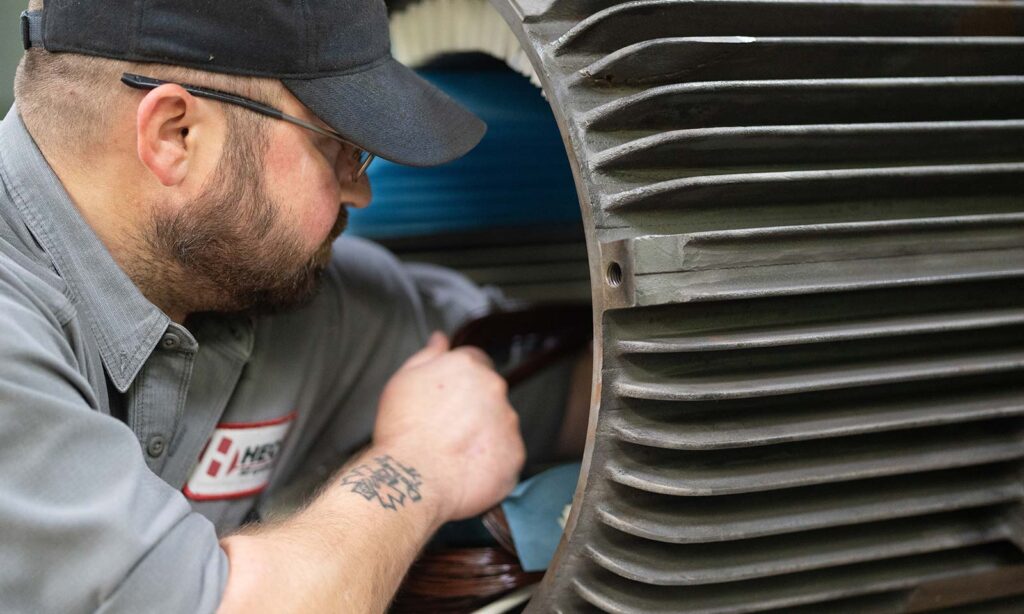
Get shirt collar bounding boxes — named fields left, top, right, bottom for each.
left=0, top=106, right=170, bottom=392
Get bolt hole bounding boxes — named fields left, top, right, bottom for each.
left=606, top=261, right=623, bottom=287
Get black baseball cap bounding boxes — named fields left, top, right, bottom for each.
left=20, top=0, right=486, bottom=167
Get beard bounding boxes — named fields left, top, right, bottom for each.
left=143, top=122, right=346, bottom=318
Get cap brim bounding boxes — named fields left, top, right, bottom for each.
left=283, top=56, right=486, bottom=167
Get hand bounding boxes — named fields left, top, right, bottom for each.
left=373, top=332, right=526, bottom=522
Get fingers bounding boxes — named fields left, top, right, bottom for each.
left=404, top=332, right=497, bottom=371
left=451, top=345, right=495, bottom=370
left=400, top=331, right=449, bottom=369
left=427, top=330, right=449, bottom=350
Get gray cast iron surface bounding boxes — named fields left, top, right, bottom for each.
left=483, top=0, right=1024, bottom=611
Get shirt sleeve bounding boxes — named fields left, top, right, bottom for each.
left=0, top=276, right=227, bottom=614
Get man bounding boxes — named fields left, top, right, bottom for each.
left=0, top=1, right=583, bottom=611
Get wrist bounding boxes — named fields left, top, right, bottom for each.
left=336, top=442, right=455, bottom=531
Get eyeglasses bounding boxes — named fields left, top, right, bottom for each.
left=121, top=73, right=375, bottom=179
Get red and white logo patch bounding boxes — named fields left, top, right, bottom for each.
left=184, top=412, right=296, bottom=501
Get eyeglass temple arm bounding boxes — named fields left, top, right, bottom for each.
left=120, top=73, right=375, bottom=169
left=122, top=73, right=285, bottom=121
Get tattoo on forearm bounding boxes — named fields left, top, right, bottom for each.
left=339, top=455, right=423, bottom=510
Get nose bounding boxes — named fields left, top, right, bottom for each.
left=339, top=171, right=373, bottom=210
left=334, top=141, right=375, bottom=180
left=332, top=142, right=373, bottom=208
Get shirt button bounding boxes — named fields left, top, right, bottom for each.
left=146, top=434, right=167, bottom=458
left=160, top=333, right=181, bottom=350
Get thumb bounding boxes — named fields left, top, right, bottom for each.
left=401, top=331, right=449, bottom=369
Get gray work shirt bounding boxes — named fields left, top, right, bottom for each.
left=0, top=106, right=545, bottom=613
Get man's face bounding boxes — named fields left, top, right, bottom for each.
left=146, top=91, right=372, bottom=316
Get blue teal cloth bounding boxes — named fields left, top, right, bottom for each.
left=348, top=69, right=580, bottom=239
left=501, top=463, right=581, bottom=572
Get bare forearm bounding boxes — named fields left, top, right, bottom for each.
left=216, top=333, right=525, bottom=612
left=217, top=444, right=445, bottom=613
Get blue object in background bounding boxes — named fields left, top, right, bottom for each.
left=347, top=68, right=581, bottom=239
left=501, top=462, right=581, bottom=572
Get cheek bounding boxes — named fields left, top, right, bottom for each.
left=262, top=138, right=340, bottom=246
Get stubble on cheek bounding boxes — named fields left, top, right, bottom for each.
left=267, top=137, right=349, bottom=258
left=142, top=112, right=360, bottom=317
left=312, top=206, right=349, bottom=267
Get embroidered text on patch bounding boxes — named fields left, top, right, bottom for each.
left=184, top=413, right=296, bottom=501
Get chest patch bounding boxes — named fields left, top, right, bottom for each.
left=184, top=412, right=297, bottom=501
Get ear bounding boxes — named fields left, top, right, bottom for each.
left=135, top=84, right=204, bottom=187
